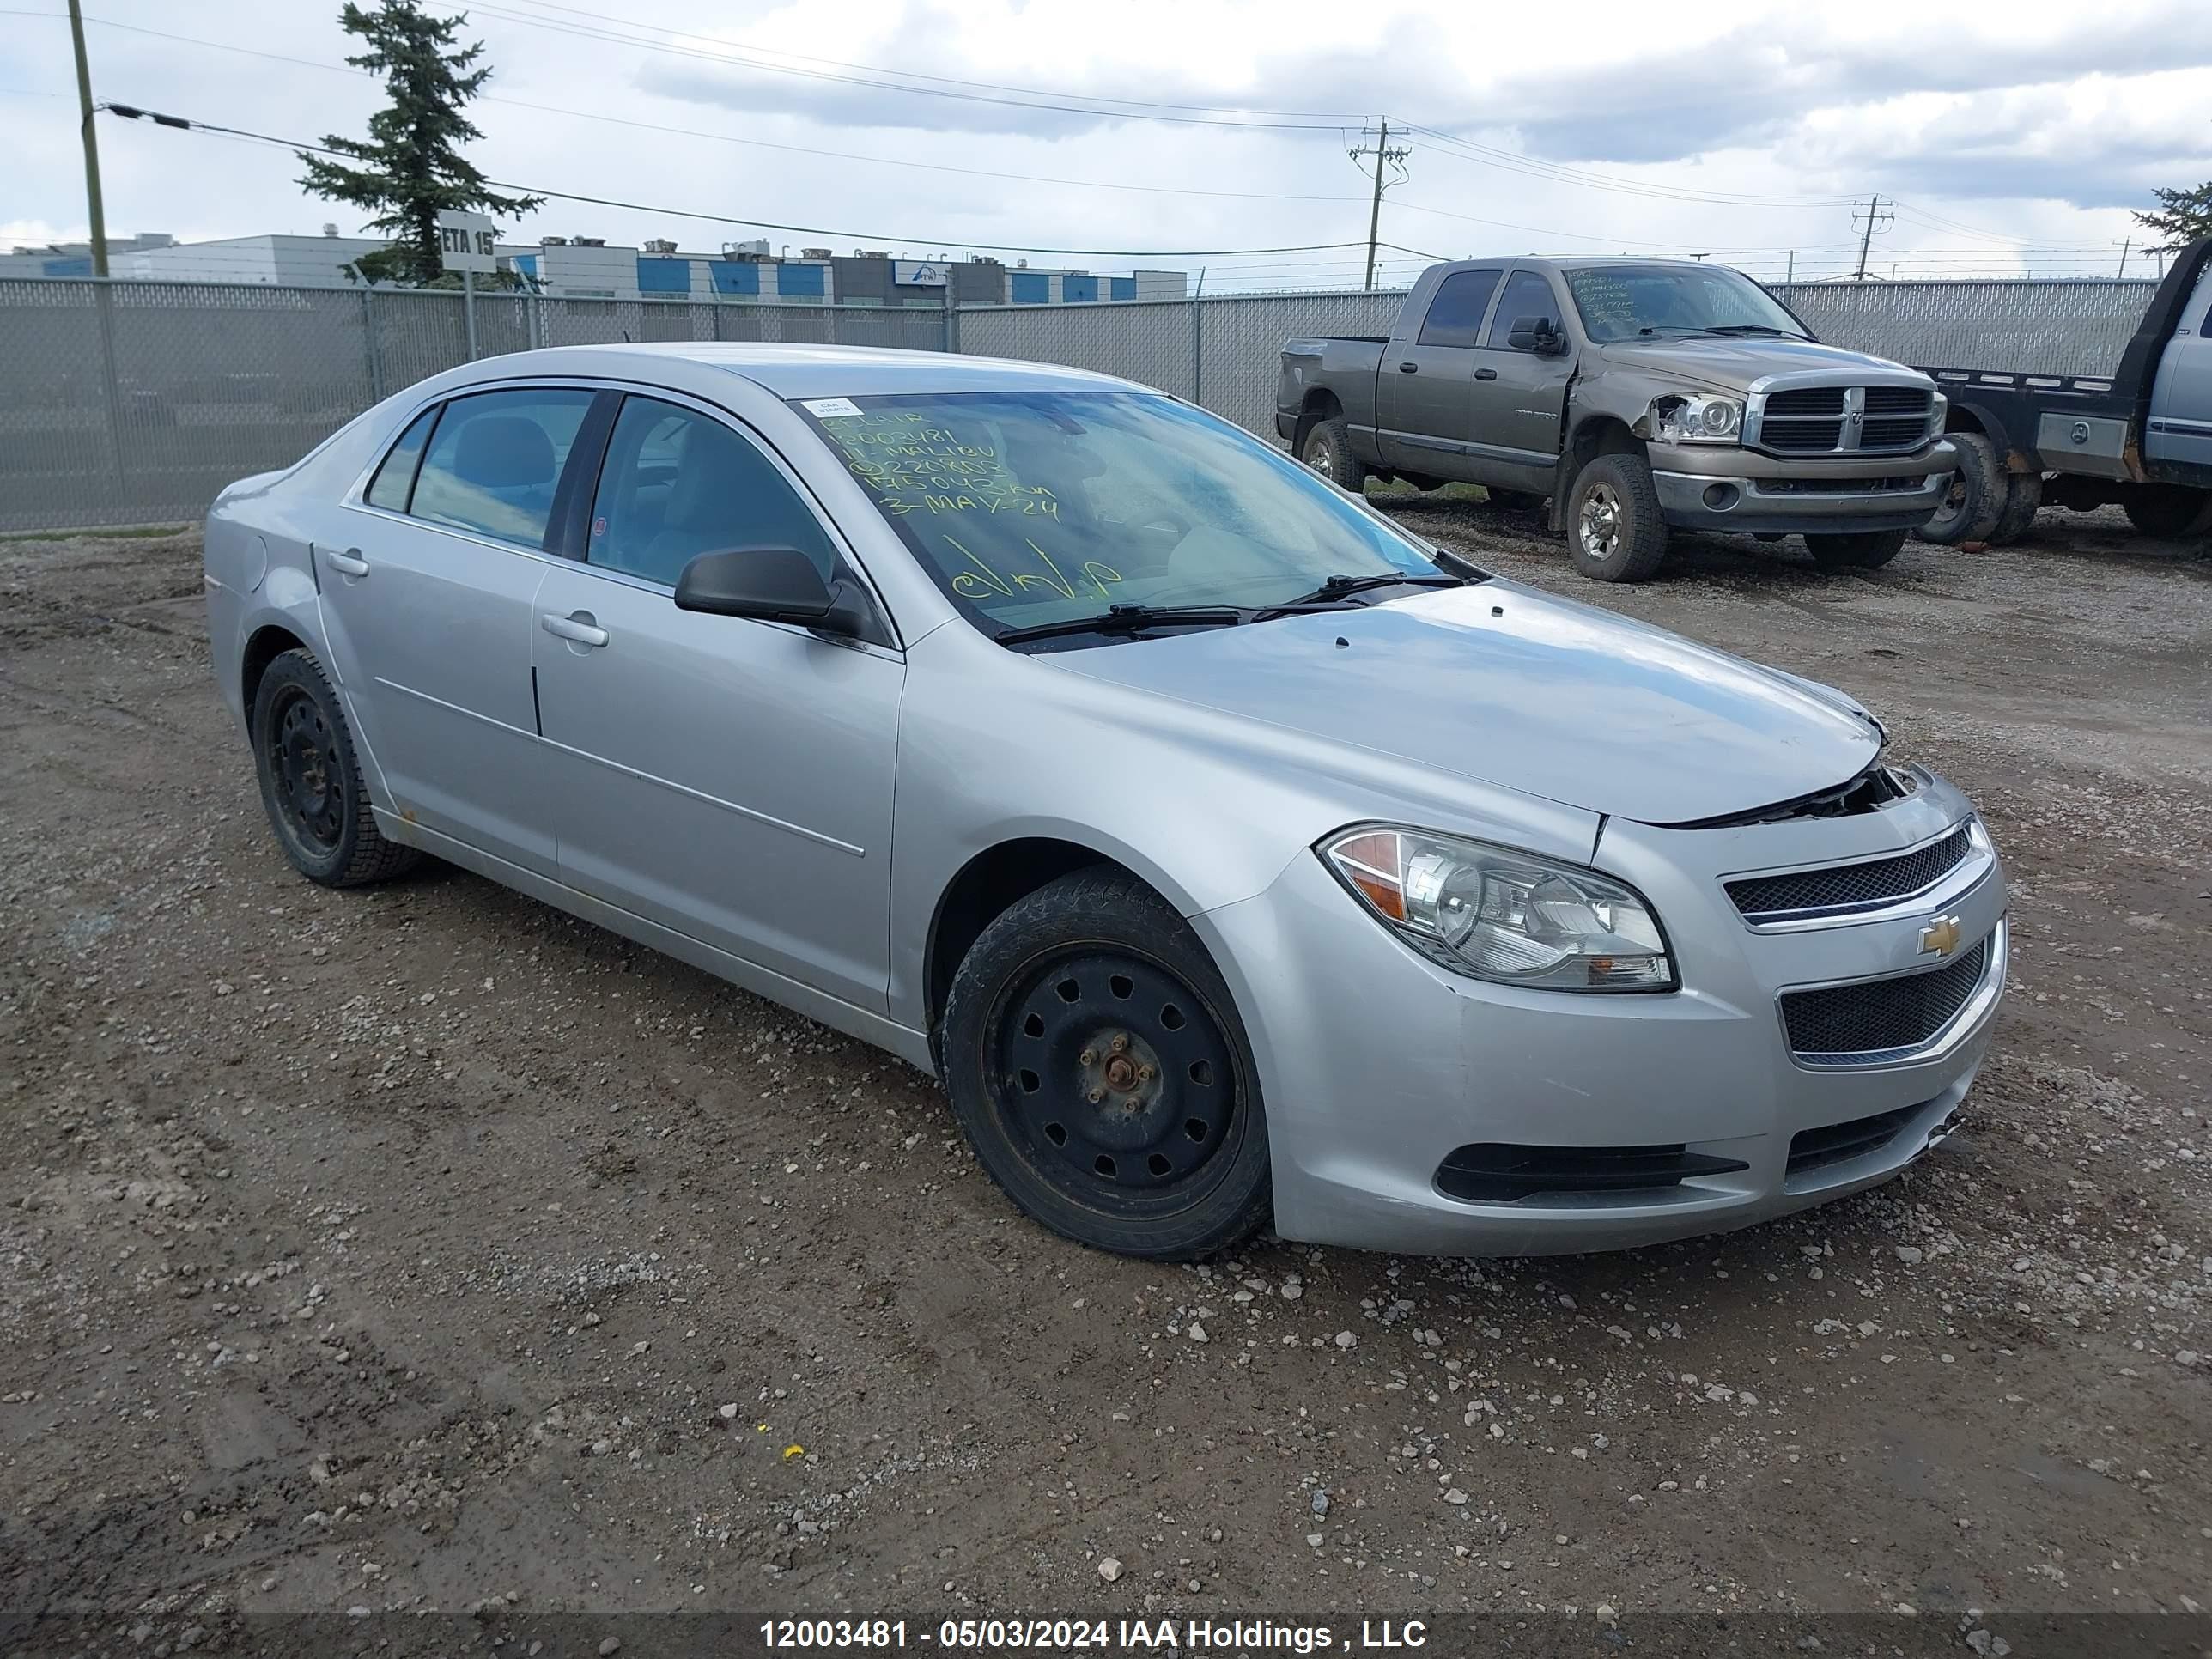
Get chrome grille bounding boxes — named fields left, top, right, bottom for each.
left=1782, top=940, right=1988, bottom=1059
left=1765, top=387, right=1846, bottom=416
left=1752, top=384, right=1935, bottom=457
left=1728, top=825, right=1973, bottom=921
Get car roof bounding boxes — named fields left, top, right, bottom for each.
left=430, top=342, right=1144, bottom=399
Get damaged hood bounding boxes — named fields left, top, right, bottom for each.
left=1594, top=334, right=1918, bottom=395
left=1052, top=581, right=1882, bottom=826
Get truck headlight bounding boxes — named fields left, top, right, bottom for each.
left=1652, top=392, right=1742, bottom=444
left=1322, top=826, right=1676, bottom=992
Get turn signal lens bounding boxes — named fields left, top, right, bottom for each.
left=1321, top=826, right=1675, bottom=993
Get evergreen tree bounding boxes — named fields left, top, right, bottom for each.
left=2135, top=182, right=2212, bottom=254
left=298, top=1, right=541, bottom=285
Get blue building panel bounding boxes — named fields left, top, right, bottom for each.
left=1010, top=271, right=1050, bottom=304
left=637, top=257, right=691, bottom=294
left=1062, top=275, right=1099, bottom=304
left=776, top=263, right=825, bottom=297
left=510, top=253, right=538, bottom=283
left=42, top=257, right=93, bottom=277
left=1109, top=276, right=1136, bottom=301
left=708, top=260, right=760, bottom=295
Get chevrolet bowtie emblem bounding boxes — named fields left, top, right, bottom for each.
left=1918, top=915, right=1963, bottom=957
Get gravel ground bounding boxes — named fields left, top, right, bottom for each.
left=1, top=505, right=2207, bottom=1648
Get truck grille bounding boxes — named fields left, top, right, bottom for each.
left=1727, top=824, right=1974, bottom=921
left=1781, top=939, right=1989, bottom=1061
left=1753, top=385, right=1933, bottom=457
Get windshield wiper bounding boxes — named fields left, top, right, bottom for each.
left=1697, top=324, right=1808, bottom=338
left=1254, top=570, right=1464, bottom=618
left=993, top=603, right=1246, bottom=647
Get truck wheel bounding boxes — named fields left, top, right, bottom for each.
left=1805, top=529, right=1909, bottom=570
left=1299, top=417, right=1366, bottom=491
left=2122, top=484, right=2212, bottom=538
left=1565, top=454, right=1668, bottom=581
left=1987, top=471, right=2044, bottom=545
left=1917, top=431, right=2005, bottom=545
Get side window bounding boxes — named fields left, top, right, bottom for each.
left=1486, top=270, right=1562, bottom=349
left=410, top=388, right=594, bottom=549
left=1416, top=269, right=1502, bottom=349
left=364, top=406, right=437, bottom=511
left=587, top=396, right=840, bottom=588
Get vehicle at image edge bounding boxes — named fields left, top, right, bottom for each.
left=1891, top=236, right=2212, bottom=549
left=1278, top=256, right=1960, bottom=580
left=203, top=343, right=2008, bottom=1261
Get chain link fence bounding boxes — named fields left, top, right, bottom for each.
left=0, top=271, right=2176, bottom=532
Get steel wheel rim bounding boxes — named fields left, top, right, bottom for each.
left=1578, top=482, right=1623, bottom=558
left=1306, top=436, right=1335, bottom=477
left=988, top=948, right=1241, bottom=1209
left=267, top=689, right=343, bottom=854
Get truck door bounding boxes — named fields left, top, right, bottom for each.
left=1379, top=267, right=1501, bottom=480
left=2144, top=282, right=2212, bottom=473
left=1464, top=269, right=1575, bottom=495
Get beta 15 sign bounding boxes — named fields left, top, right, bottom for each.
left=436, top=210, right=499, bottom=275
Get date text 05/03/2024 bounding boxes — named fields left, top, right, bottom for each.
left=759, top=1620, right=1430, bottom=1652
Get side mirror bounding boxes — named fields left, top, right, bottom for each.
left=1507, top=316, right=1566, bottom=356
left=674, top=546, right=865, bottom=636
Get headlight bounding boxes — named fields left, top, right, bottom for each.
left=1652, top=392, right=1742, bottom=444
left=1322, top=826, right=1675, bottom=992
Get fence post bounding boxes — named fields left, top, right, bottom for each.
left=362, top=287, right=383, bottom=401
left=92, top=277, right=128, bottom=493
left=1190, top=293, right=1204, bottom=408
left=943, top=283, right=958, bottom=354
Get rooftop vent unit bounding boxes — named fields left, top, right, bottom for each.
left=852, top=247, right=890, bottom=260
left=572, top=236, right=606, bottom=247
left=799, top=247, right=832, bottom=260
left=541, top=235, right=568, bottom=246
left=722, top=239, right=770, bottom=260
left=642, top=237, right=678, bottom=255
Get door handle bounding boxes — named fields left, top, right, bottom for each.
left=1474, top=368, right=1498, bottom=381
left=543, top=611, right=609, bottom=647
left=1397, top=362, right=1419, bottom=374
left=323, top=546, right=369, bottom=577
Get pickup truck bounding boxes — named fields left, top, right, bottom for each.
left=1278, top=256, right=1958, bottom=580
left=1897, top=236, right=2212, bottom=547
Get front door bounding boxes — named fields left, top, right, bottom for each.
left=1465, top=268, right=1575, bottom=495
left=321, top=386, right=599, bottom=875
left=1378, top=266, right=1501, bottom=480
left=2145, top=287, right=2212, bottom=473
left=531, top=392, right=902, bottom=1014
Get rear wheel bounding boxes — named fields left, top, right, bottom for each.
left=2122, top=483, right=2212, bottom=538
left=252, top=648, right=420, bottom=888
left=1986, top=471, right=2044, bottom=545
left=939, top=869, right=1272, bottom=1261
left=1805, top=529, right=1909, bottom=569
left=1565, top=453, right=1668, bottom=581
left=1917, top=430, right=2005, bottom=545
left=1299, top=416, right=1366, bottom=491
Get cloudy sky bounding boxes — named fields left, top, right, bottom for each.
left=3, top=0, right=2209, bottom=289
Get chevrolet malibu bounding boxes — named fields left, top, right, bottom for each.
left=203, top=344, right=2007, bottom=1261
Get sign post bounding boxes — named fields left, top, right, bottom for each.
left=437, top=210, right=499, bottom=362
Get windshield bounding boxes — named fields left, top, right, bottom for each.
left=1564, top=264, right=1811, bottom=343
left=792, top=391, right=1445, bottom=641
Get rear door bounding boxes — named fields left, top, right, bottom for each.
left=1465, top=268, right=1576, bottom=493
left=530, top=390, right=902, bottom=1014
left=2145, top=283, right=2212, bottom=473
left=1379, top=266, right=1501, bottom=479
left=322, top=385, right=603, bottom=875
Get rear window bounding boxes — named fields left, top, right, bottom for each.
left=408, top=388, right=594, bottom=549
left=365, top=406, right=436, bottom=511
left=1415, top=269, right=1501, bottom=349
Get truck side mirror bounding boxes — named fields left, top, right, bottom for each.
left=1507, top=317, right=1565, bottom=356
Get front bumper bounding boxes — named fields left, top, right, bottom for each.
left=1650, top=438, right=1956, bottom=536
left=1192, top=769, right=2005, bottom=1255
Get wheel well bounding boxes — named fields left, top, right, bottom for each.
left=1292, top=389, right=1344, bottom=453
left=1563, top=414, right=1643, bottom=478
left=240, top=625, right=308, bottom=737
left=925, top=839, right=1146, bottom=1042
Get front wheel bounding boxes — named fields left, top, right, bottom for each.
left=939, top=869, right=1273, bottom=1261
left=1298, top=416, right=1367, bottom=491
left=2122, top=483, right=2212, bottom=539
left=1565, top=453, right=1668, bottom=581
left=1805, top=529, right=1909, bottom=569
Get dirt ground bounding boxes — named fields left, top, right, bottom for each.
left=1, top=503, right=2208, bottom=1650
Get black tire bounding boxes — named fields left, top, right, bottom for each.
left=1917, top=430, right=2005, bottom=544
left=251, top=648, right=420, bottom=888
left=2121, top=483, right=2212, bottom=539
left=1298, top=416, right=1365, bottom=491
left=939, top=867, right=1273, bottom=1261
left=1805, top=529, right=1909, bottom=569
left=1986, top=471, right=2044, bottom=546
left=1565, top=453, right=1668, bottom=581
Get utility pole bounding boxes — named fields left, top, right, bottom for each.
left=1349, top=118, right=1410, bottom=291
left=67, top=0, right=108, bottom=276
left=1850, top=194, right=1892, bottom=282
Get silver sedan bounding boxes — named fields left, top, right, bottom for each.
left=204, top=343, right=2006, bottom=1260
